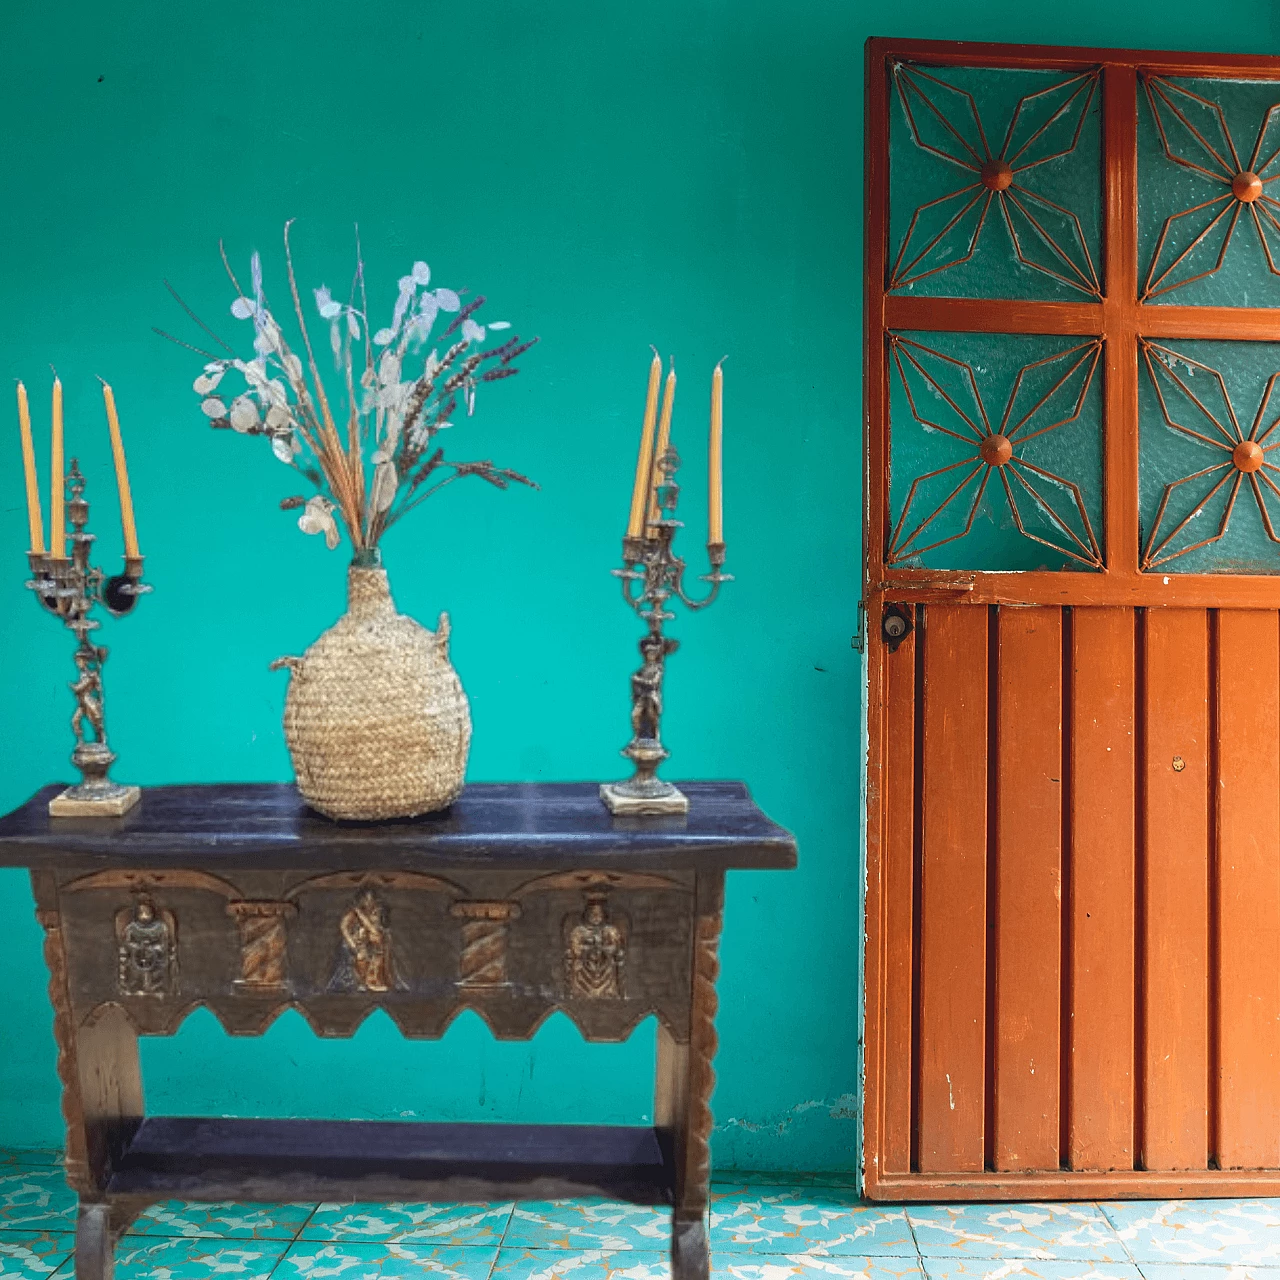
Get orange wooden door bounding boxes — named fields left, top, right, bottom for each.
left=864, top=38, right=1280, bottom=1199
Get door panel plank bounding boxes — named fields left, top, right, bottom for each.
left=1143, top=608, right=1210, bottom=1171
left=883, top=625, right=916, bottom=1174
left=1068, top=607, right=1136, bottom=1171
left=1215, top=610, right=1280, bottom=1169
left=918, top=604, right=988, bottom=1173
left=993, top=607, right=1062, bottom=1171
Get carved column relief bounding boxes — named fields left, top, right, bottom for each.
left=227, top=901, right=297, bottom=989
left=115, top=895, right=178, bottom=997
left=563, top=891, right=628, bottom=999
left=450, top=901, right=521, bottom=987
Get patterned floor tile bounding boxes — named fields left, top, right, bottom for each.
left=0, top=1156, right=59, bottom=1172
left=1140, top=1267, right=1280, bottom=1279
left=506, top=1201, right=671, bottom=1250
left=128, top=1199, right=318, bottom=1239
left=0, top=1170, right=76, bottom=1233
left=0, top=1231, right=74, bottom=1277
left=920, top=1260, right=1142, bottom=1279
left=1100, top=1199, right=1280, bottom=1266
left=711, top=1188, right=914, bottom=1257
left=906, top=1205, right=1127, bottom=1262
left=107, top=1235, right=291, bottom=1278
left=715, top=1260, right=924, bottom=1279
left=491, top=1247, right=670, bottom=1280
left=301, top=1202, right=513, bottom=1246
left=275, top=1240, right=499, bottom=1277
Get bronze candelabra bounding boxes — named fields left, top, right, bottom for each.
left=26, top=460, right=150, bottom=817
left=602, top=445, right=731, bottom=816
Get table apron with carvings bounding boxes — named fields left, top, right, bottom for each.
left=49, top=866, right=696, bottom=1043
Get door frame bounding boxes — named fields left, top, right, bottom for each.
left=862, top=35, right=1280, bottom=1200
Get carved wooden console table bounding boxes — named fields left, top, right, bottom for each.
left=0, top=781, right=796, bottom=1280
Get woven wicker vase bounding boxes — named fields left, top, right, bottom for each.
left=273, top=566, right=471, bottom=821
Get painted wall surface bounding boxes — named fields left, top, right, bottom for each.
left=0, top=0, right=1275, bottom=1172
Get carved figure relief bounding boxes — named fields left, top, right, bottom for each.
left=227, top=901, right=297, bottom=989
left=330, top=889, right=398, bottom=993
left=563, top=892, right=627, bottom=999
left=115, top=895, right=177, bottom=997
left=451, top=900, right=521, bottom=987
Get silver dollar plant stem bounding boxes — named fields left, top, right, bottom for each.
left=26, top=460, right=150, bottom=817
left=602, top=444, right=731, bottom=816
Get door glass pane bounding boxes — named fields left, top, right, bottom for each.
left=888, top=62, right=1102, bottom=300
left=1140, top=337, right=1280, bottom=572
left=888, top=330, right=1104, bottom=571
left=1139, top=74, right=1280, bottom=306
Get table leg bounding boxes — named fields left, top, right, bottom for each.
left=32, top=878, right=143, bottom=1195
left=75, top=1202, right=114, bottom=1280
left=657, top=871, right=724, bottom=1280
left=32, top=874, right=141, bottom=1280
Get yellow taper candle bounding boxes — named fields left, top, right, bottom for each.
left=16, top=382, right=45, bottom=554
left=709, top=360, right=724, bottom=545
left=101, top=381, right=140, bottom=559
left=50, top=377, right=65, bottom=558
left=646, top=362, right=676, bottom=529
left=626, top=350, right=663, bottom=539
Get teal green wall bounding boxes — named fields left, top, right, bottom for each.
left=0, top=0, right=1275, bottom=1173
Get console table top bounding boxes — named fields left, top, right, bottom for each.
left=0, top=780, right=797, bottom=872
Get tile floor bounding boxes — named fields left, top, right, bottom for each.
left=2, top=1149, right=1280, bottom=1278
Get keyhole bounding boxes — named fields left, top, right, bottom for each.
left=882, top=605, right=914, bottom=653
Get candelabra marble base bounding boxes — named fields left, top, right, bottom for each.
left=599, top=781, right=689, bottom=816
left=50, top=788, right=141, bottom=819
left=49, top=744, right=141, bottom=816
left=49, top=785, right=141, bottom=818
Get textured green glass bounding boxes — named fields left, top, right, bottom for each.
left=1139, top=74, right=1280, bottom=306
left=1139, top=337, right=1280, bottom=573
left=888, top=62, right=1102, bottom=300
left=888, top=329, right=1104, bottom=571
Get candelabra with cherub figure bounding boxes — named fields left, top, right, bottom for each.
left=602, top=353, right=730, bottom=816
left=18, top=377, right=149, bottom=817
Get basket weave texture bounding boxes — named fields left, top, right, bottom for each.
left=275, top=566, right=471, bottom=820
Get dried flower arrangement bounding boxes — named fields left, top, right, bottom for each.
left=160, top=221, right=537, bottom=562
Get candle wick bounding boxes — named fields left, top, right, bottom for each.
left=96, top=375, right=110, bottom=387
left=717, top=355, right=728, bottom=369
left=649, top=344, right=660, bottom=361
left=49, top=364, right=58, bottom=380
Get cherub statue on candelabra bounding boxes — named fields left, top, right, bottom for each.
left=69, top=637, right=108, bottom=746
left=630, top=631, right=679, bottom=744
left=602, top=351, right=730, bottom=815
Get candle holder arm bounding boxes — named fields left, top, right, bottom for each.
left=672, top=542, right=732, bottom=610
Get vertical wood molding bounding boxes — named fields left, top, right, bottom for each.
left=918, top=604, right=988, bottom=1172
left=992, top=607, right=1063, bottom=1171
left=1068, top=608, right=1137, bottom=1170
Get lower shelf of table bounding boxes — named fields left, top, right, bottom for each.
left=105, top=1116, right=676, bottom=1206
